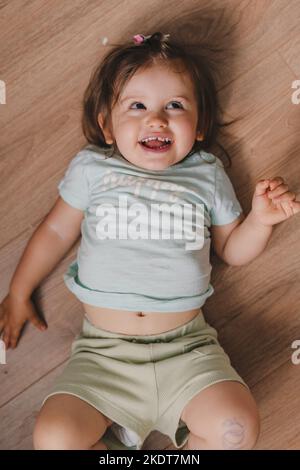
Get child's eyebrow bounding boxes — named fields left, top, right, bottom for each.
left=120, top=95, right=191, bottom=104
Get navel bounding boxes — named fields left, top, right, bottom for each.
left=136, top=311, right=146, bottom=317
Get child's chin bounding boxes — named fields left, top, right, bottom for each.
left=142, top=160, right=172, bottom=170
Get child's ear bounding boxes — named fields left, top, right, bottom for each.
left=97, top=113, right=114, bottom=145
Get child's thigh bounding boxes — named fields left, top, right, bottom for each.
left=33, top=393, right=113, bottom=450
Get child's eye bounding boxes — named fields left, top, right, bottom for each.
left=130, top=101, right=183, bottom=110
left=130, top=102, right=145, bottom=110
left=166, top=101, right=183, bottom=109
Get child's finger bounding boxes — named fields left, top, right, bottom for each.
left=30, top=314, right=47, bottom=331
left=0, top=315, right=5, bottom=333
left=268, top=184, right=289, bottom=199
left=272, top=191, right=296, bottom=202
left=268, top=176, right=284, bottom=191
left=10, top=330, right=20, bottom=349
left=280, top=201, right=294, bottom=218
left=255, top=179, right=270, bottom=196
left=290, top=200, right=300, bottom=214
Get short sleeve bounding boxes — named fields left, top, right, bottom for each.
left=210, top=157, right=243, bottom=225
left=57, top=152, right=90, bottom=210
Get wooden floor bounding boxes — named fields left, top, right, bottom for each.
left=1, top=0, right=300, bottom=450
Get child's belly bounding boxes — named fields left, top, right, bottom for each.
left=82, top=303, right=202, bottom=335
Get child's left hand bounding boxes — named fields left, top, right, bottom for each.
left=251, top=177, right=300, bottom=226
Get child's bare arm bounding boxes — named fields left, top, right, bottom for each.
left=219, top=210, right=273, bottom=266
left=0, top=197, right=84, bottom=348
left=213, top=177, right=300, bottom=267
left=9, top=197, right=84, bottom=299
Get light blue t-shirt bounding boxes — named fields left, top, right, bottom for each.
left=57, top=144, right=243, bottom=312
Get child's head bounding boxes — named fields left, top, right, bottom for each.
left=82, top=32, right=219, bottom=171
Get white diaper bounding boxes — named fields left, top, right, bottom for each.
left=110, top=422, right=141, bottom=447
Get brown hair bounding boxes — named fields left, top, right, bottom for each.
left=82, top=32, right=232, bottom=165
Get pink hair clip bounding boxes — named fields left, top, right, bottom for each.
left=133, top=33, right=171, bottom=44
left=133, top=34, right=152, bottom=44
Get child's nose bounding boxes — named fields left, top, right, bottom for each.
left=146, top=111, right=168, bottom=126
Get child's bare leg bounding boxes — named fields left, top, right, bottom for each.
left=180, top=381, right=260, bottom=450
left=33, top=393, right=113, bottom=450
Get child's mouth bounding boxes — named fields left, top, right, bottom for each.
left=139, top=140, right=172, bottom=153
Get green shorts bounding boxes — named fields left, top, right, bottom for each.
left=42, top=311, right=248, bottom=450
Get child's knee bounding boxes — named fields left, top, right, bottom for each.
left=196, top=407, right=260, bottom=450
left=185, top=393, right=260, bottom=450
left=217, top=410, right=260, bottom=449
left=33, top=411, right=85, bottom=450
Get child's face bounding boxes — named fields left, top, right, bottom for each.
left=98, top=63, right=202, bottom=171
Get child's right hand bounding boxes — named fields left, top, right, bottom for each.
left=0, top=293, right=48, bottom=350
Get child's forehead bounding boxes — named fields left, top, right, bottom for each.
left=127, top=62, right=191, bottom=84
left=118, top=63, right=195, bottom=100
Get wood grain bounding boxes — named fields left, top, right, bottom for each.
left=1, top=0, right=300, bottom=450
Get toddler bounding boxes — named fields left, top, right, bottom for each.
left=1, top=32, right=299, bottom=451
